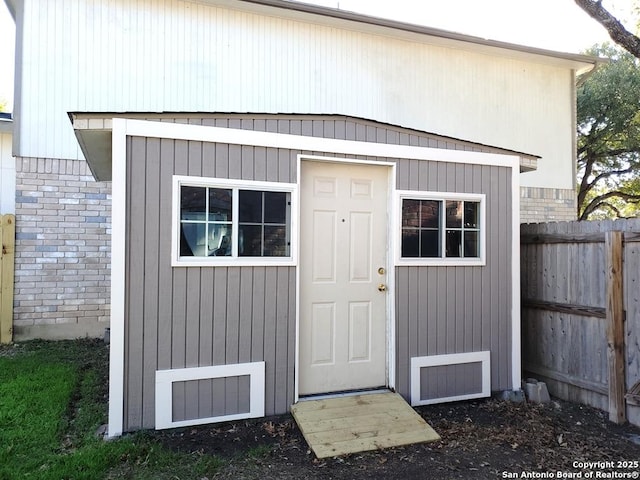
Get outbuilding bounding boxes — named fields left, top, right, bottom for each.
left=73, top=113, right=527, bottom=436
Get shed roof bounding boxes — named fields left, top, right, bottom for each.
left=69, top=112, right=539, bottom=181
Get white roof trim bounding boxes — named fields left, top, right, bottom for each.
left=202, top=0, right=601, bottom=74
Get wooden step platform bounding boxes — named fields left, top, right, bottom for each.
left=291, top=392, right=440, bottom=458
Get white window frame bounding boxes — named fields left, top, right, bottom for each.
left=172, top=175, right=298, bottom=267
left=396, top=190, right=486, bottom=266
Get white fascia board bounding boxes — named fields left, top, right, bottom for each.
left=122, top=119, right=521, bottom=170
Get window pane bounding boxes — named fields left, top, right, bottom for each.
left=464, top=231, right=479, bottom=258
left=420, top=200, right=440, bottom=228
left=445, top=201, right=462, bottom=228
left=264, top=226, right=288, bottom=256
left=239, top=190, right=263, bottom=223
left=445, top=230, right=462, bottom=257
left=209, top=188, right=232, bottom=221
left=208, top=224, right=231, bottom=256
left=264, top=192, right=287, bottom=224
left=464, top=202, right=479, bottom=228
left=420, top=230, right=440, bottom=257
left=402, top=199, right=420, bottom=228
left=401, top=229, right=419, bottom=257
left=181, top=186, right=207, bottom=221
left=239, top=224, right=262, bottom=256
left=180, top=223, right=206, bottom=256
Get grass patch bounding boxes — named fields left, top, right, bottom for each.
left=0, top=339, right=223, bottom=480
left=246, top=444, right=272, bottom=459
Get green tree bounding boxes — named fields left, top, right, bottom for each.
left=0, top=98, right=6, bottom=112
left=577, top=44, right=640, bottom=220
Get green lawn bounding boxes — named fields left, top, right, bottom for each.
left=0, top=340, right=222, bottom=480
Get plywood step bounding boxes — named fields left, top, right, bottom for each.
left=291, top=392, right=439, bottom=458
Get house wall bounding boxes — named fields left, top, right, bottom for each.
left=12, top=157, right=111, bottom=339
left=520, top=187, right=577, bottom=223
left=0, top=130, right=14, bottom=213
left=120, top=117, right=513, bottom=431
left=14, top=0, right=577, bottom=192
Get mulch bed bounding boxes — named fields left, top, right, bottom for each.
left=152, top=397, right=640, bottom=479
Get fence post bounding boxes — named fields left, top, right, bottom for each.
left=0, top=214, right=15, bottom=344
left=605, top=230, right=625, bottom=424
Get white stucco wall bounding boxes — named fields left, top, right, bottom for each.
left=13, top=0, right=587, bottom=189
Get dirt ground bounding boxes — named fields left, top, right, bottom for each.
left=153, top=397, right=640, bottom=479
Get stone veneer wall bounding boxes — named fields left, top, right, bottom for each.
left=520, top=187, right=577, bottom=223
left=13, top=157, right=111, bottom=340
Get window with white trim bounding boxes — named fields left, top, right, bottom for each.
left=173, top=176, right=296, bottom=266
left=398, top=191, right=485, bottom=265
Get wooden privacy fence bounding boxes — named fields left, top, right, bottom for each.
left=521, top=219, right=640, bottom=426
left=0, top=214, right=15, bottom=344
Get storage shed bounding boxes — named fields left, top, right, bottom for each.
left=73, top=113, right=526, bottom=436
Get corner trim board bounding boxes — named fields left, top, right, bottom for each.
left=155, top=362, right=266, bottom=430
left=410, top=351, right=491, bottom=406
left=107, top=119, right=127, bottom=438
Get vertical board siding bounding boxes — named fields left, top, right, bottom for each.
left=521, top=219, right=640, bottom=426
left=123, top=116, right=514, bottom=430
left=395, top=163, right=513, bottom=398
left=420, top=363, right=483, bottom=401
left=21, top=0, right=572, bottom=191
left=125, top=128, right=299, bottom=430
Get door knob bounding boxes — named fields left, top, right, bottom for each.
left=378, top=284, right=387, bottom=292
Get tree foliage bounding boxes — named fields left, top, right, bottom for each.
left=0, top=98, right=6, bottom=113
left=577, top=44, right=640, bottom=220
left=574, top=0, right=640, bottom=58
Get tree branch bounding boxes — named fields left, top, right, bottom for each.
left=587, top=166, right=634, bottom=187
left=574, top=0, right=640, bottom=58
left=581, top=190, right=640, bottom=219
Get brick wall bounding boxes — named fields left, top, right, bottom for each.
left=520, top=186, right=577, bottom=224
left=13, top=157, right=111, bottom=340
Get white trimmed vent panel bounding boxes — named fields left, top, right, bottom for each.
left=155, top=362, right=265, bottom=429
left=410, top=352, right=490, bottom=406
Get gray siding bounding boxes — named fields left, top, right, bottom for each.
left=124, top=134, right=296, bottom=431
left=122, top=115, right=514, bottom=431
left=419, top=362, right=483, bottom=401
left=395, top=162, right=513, bottom=399
left=172, top=377, right=251, bottom=422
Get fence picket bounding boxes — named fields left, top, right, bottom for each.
left=521, top=219, right=640, bottom=426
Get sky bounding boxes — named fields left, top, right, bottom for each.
left=0, top=0, right=633, bottom=113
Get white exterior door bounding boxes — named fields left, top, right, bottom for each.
left=299, top=160, right=389, bottom=396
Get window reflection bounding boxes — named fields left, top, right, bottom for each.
left=401, top=197, right=480, bottom=260
left=180, top=185, right=290, bottom=259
